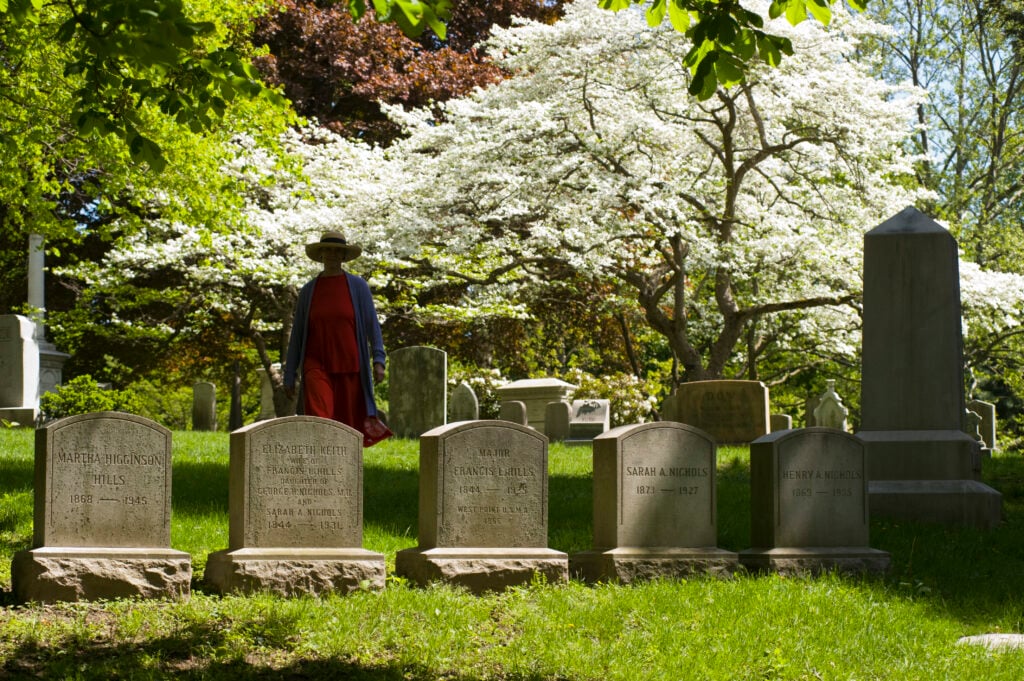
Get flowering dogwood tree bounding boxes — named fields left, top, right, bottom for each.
left=343, top=0, right=927, bottom=382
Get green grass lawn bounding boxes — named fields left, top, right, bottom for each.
left=2, top=427, right=1024, bottom=679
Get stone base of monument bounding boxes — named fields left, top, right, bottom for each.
left=204, top=548, right=385, bottom=596
left=738, top=547, right=891, bottom=576
left=570, top=547, right=739, bottom=584
left=0, top=408, right=36, bottom=426
left=395, top=547, right=568, bottom=594
left=12, top=547, right=192, bottom=603
left=868, top=480, right=1002, bottom=530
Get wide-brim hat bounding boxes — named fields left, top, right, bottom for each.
left=305, top=231, right=362, bottom=262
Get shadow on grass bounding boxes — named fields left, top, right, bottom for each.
left=869, top=453, right=1024, bottom=626
left=172, top=461, right=230, bottom=514
left=1, top=630, right=564, bottom=680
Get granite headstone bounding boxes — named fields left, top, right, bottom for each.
left=395, top=420, right=567, bottom=592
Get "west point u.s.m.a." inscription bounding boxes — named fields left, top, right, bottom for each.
left=36, top=411, right=173, bottom=548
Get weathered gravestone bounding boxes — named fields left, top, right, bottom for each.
left=545, top=401, right=571, bottom=443
left=571, top=422, right=737, bottom=583
left=389, top=346, right=447, bottom=438
left=770, top=414, right=793, bottom=432
left=857, top=207, right=1001, bottom=528
left=495, top=378, right=576, bottom=435
left=966, top=399, right=997, bottom=452
left=498, top=400, right=528, bottom=426
left=0, top=315, right=40, bottom=424
left=739, top=428, right=889, bottom=575
left=192, top=381, right=217, bottom=432
left=673, top=380, right=770, bottom=444
left=813, top=380, right=849, bottom=432
left=12, top=412, right=192, bottom=602
left=567, top=399, right=611, bottom=442
left=448, top=382, right=479, bottom=422
left=205, top=416, right=384, bottom=596
left=395, top=420, right=568, bottom=592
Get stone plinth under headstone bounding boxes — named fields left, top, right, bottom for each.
left=966, top=399, right=997, bottom=451
left=395, top=421, right=567, bottom=593
left=856, top=208, right=1001, bottom=529
left=389, top=346, right=447, bottom=438
left=739, top=428, right=889, bottom=575
left=449, top=382, right=479, bottom=422
left=770, top=414, right=793, bottom=432
left=673, top=380, right=770, bottom=444
left=495, top=378, right=576, bottom=435
left=192, top=381, right=217, bottom=432
left=498, top=400, right=528, bottom=426
left=205, top=416, right=384, bottom=596
left=567, top=399, right=611, bottom=442
left=571, top=422, right=737, bottom=583
left=545, top=401, right=571, bottom=443
left=0, top=315, right=40, bottom=424
left=12, top=412, right=191, bottom=602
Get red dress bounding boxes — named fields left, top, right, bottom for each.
left=302, top=275, right=369, bottom=434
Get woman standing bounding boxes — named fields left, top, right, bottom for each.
left=284, top=231, right=393, bottom=445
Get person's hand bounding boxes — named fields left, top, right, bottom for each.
left=373, top=362, right=386, bottom=384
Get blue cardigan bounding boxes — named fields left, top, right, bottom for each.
left=284, top=273, right=386, bottom=417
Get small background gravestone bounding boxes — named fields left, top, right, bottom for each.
left=674, top=380, right=770, bottom=444
left=739, top=428, right=889, bottom=575
left=770, top=414, right=793, bottom=432
left=966, top=399, right=997, bottom=451
left=389, top=346, right=447, bottom=438
left=205, top=416, right=384, bottom=595
left=448, top=382, right=479, bottom=422
left=571, top=422, right=737, bottom=582
left=12, top=412, right=191, bottom=602
left=192, top=381, right=217, bottom=432
left=395, top=420, right=567, bottom=592
left=498, top=400, right=528, bottom=426
left=545, top=401, right=571, bottom=443
left=812, top=380, right=849, bottom=431
left=566, top=399, right=611, bottom=443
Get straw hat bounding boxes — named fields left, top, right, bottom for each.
left=305, top=231, right=362, bottom=262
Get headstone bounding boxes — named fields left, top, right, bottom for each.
left=770, top=414, right=793, bottom=432
left=498, top=400, right=528, bottom=426
left=804, top=395, right=820, bottom=427
left=448, top=382, right=479, bottom=422
left=739, top=428, right=890, bottom=575
left=205, top=416, right=384, bottom=595
left=389, top=346, right=447, bottom=438
left=673, top=380, right=770, bottom=443
left=256, top=366, right=276, bottom=420
left=395, top=420, right=568, bottom=592
left=571, top=422, right=737, bottom=583
left=0, top=315, right=39, bottom=424
left=545, top=401, right=571, bottom=443
left=11, top=412, right=191, bottom=602
left=966, top=399, right=997, bottom=451
left=229, top=363, right=244, bottom=431
left=191, top=381, right=217, bottom=432
left=494, top=378, right=576, bottom=434
left=660, top=393, right=679, bottom=423
left=857, top=207, right=1001, bottom=528
left=567, top=399, right=611, bottom=442
left=812, top=380, right=849, bottom=431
